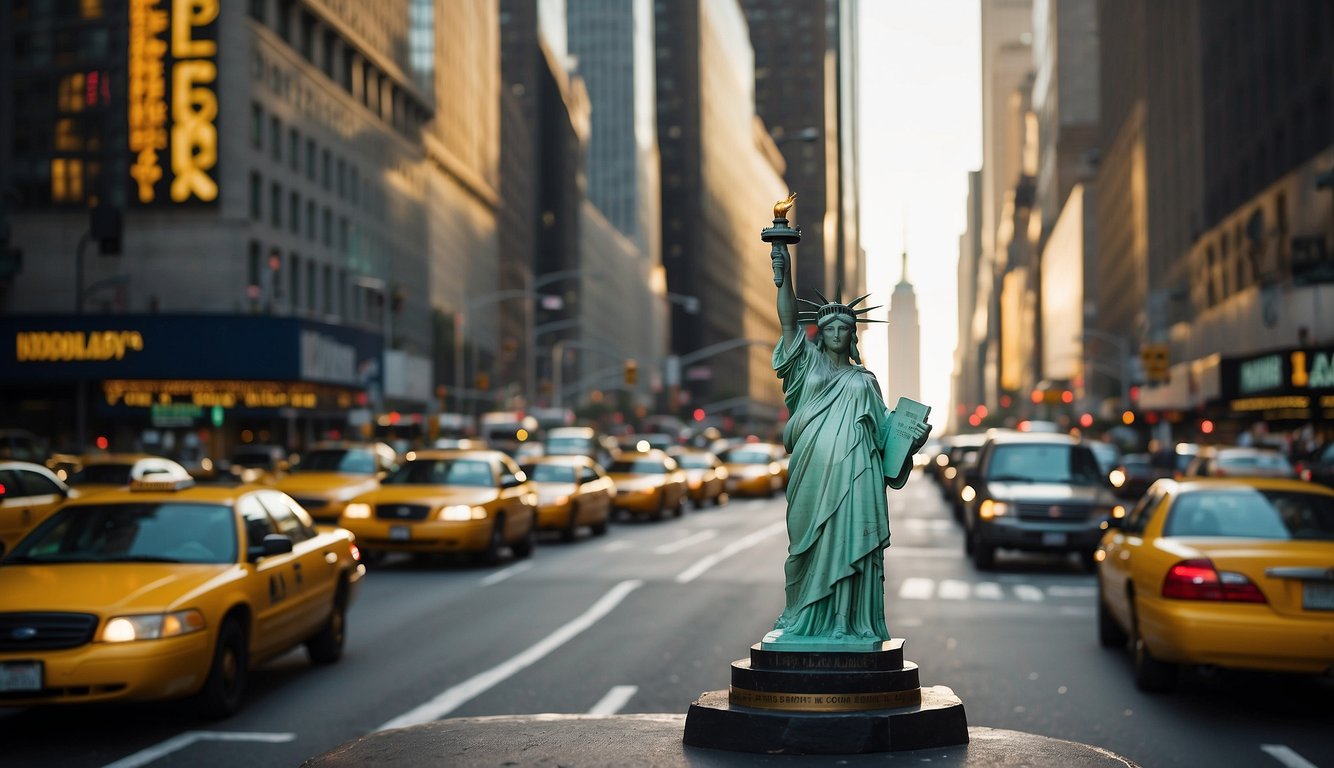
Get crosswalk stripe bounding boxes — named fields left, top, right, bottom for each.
left=899, top=577, right=934, bottom=600
left=937, top=579, right=970, bottom=599
left=974, top=582, right=1003, bottom=600
left=1014, top=584, right=1046, bottom=602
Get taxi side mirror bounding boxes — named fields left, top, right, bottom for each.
left=501, top=474, right=523, bottom=489
left=248, top=533, right=294, bottom=560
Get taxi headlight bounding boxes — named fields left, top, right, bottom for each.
left=978, top=499, right=1009, bottom=519
left=1108, top=469, right=1126, bottom=487
left=344, top=503, right=372, bottom=519
left=440, top=505, right=487, bottom=521
left=101, top=610, right=206, bottom=643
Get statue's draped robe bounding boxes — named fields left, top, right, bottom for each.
left=773, top=333, right=895, bottom=641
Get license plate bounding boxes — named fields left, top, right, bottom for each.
left=390, top=525, right=411, bottom=541
left=1041, top=532, right=1067, bottom=546
left=1302, top=581, right=1334, bottom=611
left=0, top=661, right=42, bottom=692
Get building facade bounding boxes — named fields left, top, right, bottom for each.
left=0, top=0, right=500, bottom=455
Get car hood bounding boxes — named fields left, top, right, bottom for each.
left=985, top=482, right=1112, bottom=504
left=362, top=486, right=500, bottom=507
left=0, top=563, right=237, bottom=613
left=277, top=474, right=379, bottom=497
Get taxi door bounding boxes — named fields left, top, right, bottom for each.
left=497, top=455, right=534, bottom=541
left=258, top=491, right=338, bottom=638
left=0, top=467, right=68, bottom=556
left=1100, top=487, right=1165, bottom=631
left=238, top=494, right=309, bottom=658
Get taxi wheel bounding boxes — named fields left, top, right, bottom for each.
left=561, top=503, right=580, bottom=542
left=1097, top=581, right=1128, bottom=649
left=716, top=492, right=729, bottom=507
left=197, top=619, right=248, bottom=719
left=513, top=518, right=536, bottom=559
left=970, top=529, right=995, bottom=571
left=306, top=586, right=348, bottom=664
left=1131, top=602, right=1177, bottom=692
left=674, top=493, right=685, bottom=517
left=590, top=515, right=609, bottom=536
left=651, top=494, right=666, bottom=522
left=482, top=517, right=506, bottom=566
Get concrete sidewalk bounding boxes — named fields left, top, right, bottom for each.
left=301, top=713, right=1142, bottom=767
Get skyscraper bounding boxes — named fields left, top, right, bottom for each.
left=887, top=251, right=921, bottom=404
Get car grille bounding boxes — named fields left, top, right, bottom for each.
left=292, top=497, right=328, bottom=512
left=0, top=612, right=99, bottom=651
left=1014, top=503, right=1096, bottom=522
left=375, top=503, right=432, bottom=521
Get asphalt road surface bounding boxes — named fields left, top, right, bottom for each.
left=3, top=472, right=1331, bottom=767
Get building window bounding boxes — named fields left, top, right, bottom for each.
left=290, top=191, right=300, bottom=234
left=306, top=259, right=316, bottom=311
left=305, top=138, right=316, bottom=179
left=248, top=240, right=262, bottom=295
left=290, top=253, right=301, bottom=309
left=248, top=0, right=266, bottom=23
left=270, top=115, right=281, bottom=162
left=306, top=199, right=316, bottom=240
left=250, top=102, right=263, bottom=149
left=270, top=181, right=282, bottom=227
left=338, top=269, right=348, bottom=319
left=336, top=158, right=345, bottom=198
left=249, top=171, right=262, bottom=219
left=323, top=265, right=333, bottom=315
left=288, top=128, right=299, bottom=172
left=51, top=158, right=84, bottom=202
left=322, top=207, right=332, bottom=246
left=349, top=166, right=359, bottom=205
left=337, top=216, right=348, bottom=253
left=321, top=149, right=331, bottom=189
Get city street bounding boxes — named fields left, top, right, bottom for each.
left=2, top=471, right=1330, bottom=767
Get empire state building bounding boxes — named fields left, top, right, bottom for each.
left=886, top=252, right=922, bottom=404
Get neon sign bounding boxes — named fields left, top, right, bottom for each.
left=128, top=0, right=218, bottom=204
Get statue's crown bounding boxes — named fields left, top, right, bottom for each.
left=796, top=287, right=884, bottom=326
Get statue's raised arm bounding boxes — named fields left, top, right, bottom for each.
left=761, top=193, right=802, bottom=344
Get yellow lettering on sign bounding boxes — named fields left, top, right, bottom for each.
left=172, top=0, right=218, bottom=58
left=170, top=59, right=218, bottom=202
left=1291, top=351, right=1308, bottom=387
left=16, top=331, right=145, bottom=362
left=128, top=0, right=169, bottom=202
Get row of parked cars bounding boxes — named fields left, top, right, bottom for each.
left=926, top=428, right=1334, bottom=693
left=0, top=429, right=792, bottom=719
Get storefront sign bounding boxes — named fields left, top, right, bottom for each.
left=105, top=379, right=336, bottom=410
left=16, top=330, right=145, bottom=362
left=1222, top=346, right=1334, bottom=418
left=128, top=0, right=219, bottom=204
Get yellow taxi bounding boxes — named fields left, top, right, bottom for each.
left=65, top=453, right=176, bottom=496
left=607, top=450, right=688, bottom=521
left=0, top=462, right=364, bottom=718
left=0, top=461, right=75, bottom=558
left=339, top=449, right=538, bottom=565
left=670, top=448, right=729, bottom=509
left=721, top=442, right=787, bottom=498
left=1096, top=477, right=1334, bottom=691
left=271, top=442, right=398, bottom=523
left=520, top=455, right=615, bottom=541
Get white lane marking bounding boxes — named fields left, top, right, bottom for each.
left=674, top=521, right=787, bottom=583
left=1261, top=744, right=1320, bottom=768
left=103, top=731, right=295, bottom=768
left=601, top=540, right=633, bottom=552
left=653, top=529, right=718, bottom=555
left=587, top=685, right=638, bottom=716
left=480, top=561, right=534, bottom=586
left=937, top=579, right=971, bottom=600
left=974, top=582, right=1003, bottom=600
left=377, top=579, right=644, bottom=731
left=899, top=577, right=935, bottom=600
left=900, top=518, right=957, bottom=533
left=1014, top=584, right=1045, bottom=602
left=1047, top=585, right=1097, bottom=598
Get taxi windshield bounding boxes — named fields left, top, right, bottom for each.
left=292, top=449, right=376, bottom=474
left=610, top=459, right=667, bottom=474
left=522, top=464, right=578, bottom=483
left=677, top=455, right=714, bottom=469
left=384, top=459, right=493, bottom=487
left=723, top=450, right=772, bottom=465
left=1163, top=489, right=1334, bottom=540
left=6, top=502, right=238, bottom=564
left=68, top=463, right=135, bottom=485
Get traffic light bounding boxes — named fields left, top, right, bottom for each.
left=624, top=359, right=638, bottom=386
left=1141, top=344, right=1170, bottom=384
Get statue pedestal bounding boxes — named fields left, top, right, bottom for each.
left=683, top=639, right=968, bottom=755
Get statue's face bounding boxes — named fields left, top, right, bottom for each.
left=820, top=320, right=852, bottom=354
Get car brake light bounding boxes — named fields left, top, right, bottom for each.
left=1162, top=559, right=1266, bottom=603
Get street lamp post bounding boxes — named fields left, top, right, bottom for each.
left=551, top=338, right=634, bottom=410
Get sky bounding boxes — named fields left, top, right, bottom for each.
left=854, top=1, right=983, bottom=428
